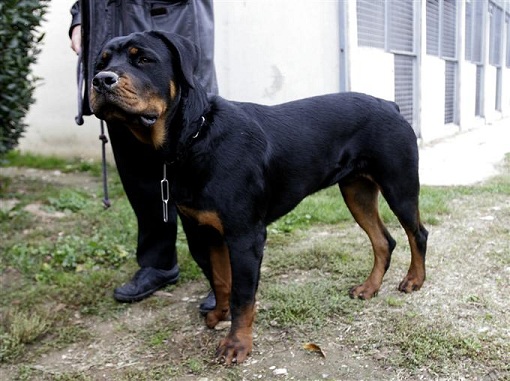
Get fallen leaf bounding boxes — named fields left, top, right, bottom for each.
left=303, top=342, right=326, bottom=358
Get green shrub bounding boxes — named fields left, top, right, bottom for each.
left=0, top=0, right=49, bottom=155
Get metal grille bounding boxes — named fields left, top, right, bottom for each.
left=475, top=65, right=483, bottom=116
left=466, top=0, right=485, bottom=63
left=357, top=0, right=385, bottom=49
left=489, top=2, right=503, bottom=66
left=388, top=0, right=414, bottom=52
left=472, top=0, right=485, bottom=63
left=442, top=0, right=457, bottom=58
left=394, top=55, right=415, bottom=131
left=426, top=0, right=440, bottom=55
left=465, top=0, right=472, bottom=60
left=496, top=68, right=502, bottom=110
left=444, top=61, right=456, bottom=123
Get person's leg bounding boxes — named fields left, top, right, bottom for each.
left=107, top=122, right=179, bottom=302
left=106, top=123, right=216, bottom=309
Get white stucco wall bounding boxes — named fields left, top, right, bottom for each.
left=349, top=48, right=395, bottom=102
left=19, top=1, right=101, bottom=158
left=19, top=0, right=341, bottom=159
left=214, top=0, right=340, bottom=104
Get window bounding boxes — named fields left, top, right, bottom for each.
left=388, top=0, right=414, bottom=53
left=466, top=0, right=485, bottom=63
left=489, top=2, right=504, bottom=67
left=427, top=0, right=457, bottom=58
left=357, top=0, right=385, bottom=49
left=427, top=0, right=440, bottom=55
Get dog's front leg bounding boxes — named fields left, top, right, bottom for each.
left=206, top=241, right=232, bottom=328
left=215, top=232, right=265, bottom=365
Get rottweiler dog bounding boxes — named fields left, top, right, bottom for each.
left=90, top=31, right=428, bottom=364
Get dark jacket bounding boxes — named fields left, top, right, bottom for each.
left=70, top=0, right=218, bottom=121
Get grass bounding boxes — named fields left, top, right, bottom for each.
left=1, top=152, right=509, bottom=379
left=0, top=150, right=103, bottom=176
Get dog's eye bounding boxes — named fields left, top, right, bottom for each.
left=137, top=56, right=152, bottom=65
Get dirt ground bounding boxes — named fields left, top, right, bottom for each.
left=1, top=167, right=509, bottom=380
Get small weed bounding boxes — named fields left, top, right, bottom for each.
left=0, top=309, right=51, bottom=362
left=186, top=358, right=206, bottom=373
left=385, top=296, right=405, bottom=307
left=47, top=189, right=89, bottom=212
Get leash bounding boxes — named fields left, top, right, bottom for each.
left=99, top=120, right=111, bottom=208
left=75, top=52, right=110, bottom=208
left=75, top=53, right=84, bottom=126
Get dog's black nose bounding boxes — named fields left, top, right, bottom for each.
left=92, top=71, right=119, bottom=92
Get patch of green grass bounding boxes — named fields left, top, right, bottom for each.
left=258, top=270, right=363, bottom=329
left=268, top=183, right=455, bottom=236
left=47, top=189, right=90, bottom=212
left=389, top=319, right=484, bottom=373
left=264, top=231, right=370, bottom=277
left=0, top=309, right=51, bottom=362
left=0, top=150, right=103, bottom=176
left=121, top=365, right=178, bottom=381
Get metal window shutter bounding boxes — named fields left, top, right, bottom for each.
left=489, top=2, right=503, bottom=66
left=357, top=0, right=385, bottom=49
left=472, top=0, right=485, bottom=63
left=442, top=0, right=457, bottom=58
left=465, top=0, right=473, bottom=60
left=388, top=0, right=414, bottom=52
left=444, top=61, right=456, bottom=123
left=394, top=55, right=415, bottom=130
left=427, top=0, right=440, bottom=55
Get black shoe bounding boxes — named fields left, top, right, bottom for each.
left=199, top=290, right=216, bottom=315
left=113, top=265, right=179, bottom=303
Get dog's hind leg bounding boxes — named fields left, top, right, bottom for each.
left=378, top=181, right=428, bottom=294
left=340, top=177, right=396, bottom=299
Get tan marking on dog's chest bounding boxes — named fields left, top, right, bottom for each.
left=177, top=205, right=224, bottom=234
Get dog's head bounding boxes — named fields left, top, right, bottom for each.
left=90, top=31, right=198, bottom=148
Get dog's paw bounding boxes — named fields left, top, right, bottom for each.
left=206, top=308, right=230, bottom=329
left=216, top=333, right=252, bottom=365
left=348, top=282, right=379, bottom=300
left=398, top=274, right=424, bottom=293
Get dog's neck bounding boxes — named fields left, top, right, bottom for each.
left=164, top=85, right=211, bottom=166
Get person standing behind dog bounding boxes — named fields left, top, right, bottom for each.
left=68, top=0, right=218, bottom=309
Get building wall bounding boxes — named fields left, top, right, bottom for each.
left=19, top=0, right=510, bottom=158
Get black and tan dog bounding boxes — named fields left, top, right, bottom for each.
left=90, top=31, right=428, bottom=364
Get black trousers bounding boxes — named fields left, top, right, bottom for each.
left=107, top=123, right=178, bottom=270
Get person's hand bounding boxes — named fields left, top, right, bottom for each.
left=71, top=25, right=81, bottom=55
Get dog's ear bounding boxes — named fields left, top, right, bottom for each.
left=148, top=31, right=198, bottom=89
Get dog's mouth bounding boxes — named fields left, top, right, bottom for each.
left=139, top=114, right=158, bottom=128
